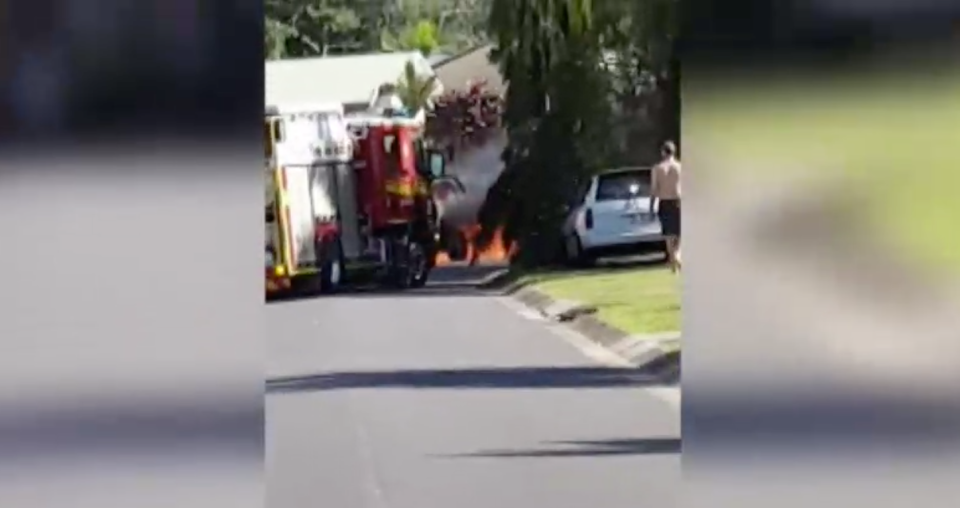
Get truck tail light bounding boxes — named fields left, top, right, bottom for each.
left=584, top=208, right=594, bottom=230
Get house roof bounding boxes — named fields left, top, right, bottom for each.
left=432, top=44, right=504, bottom=94
left=265, top=51, right=439, bottom=108
left=426, top=53, right=452, bottom=66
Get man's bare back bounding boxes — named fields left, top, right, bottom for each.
left=652, top=158, right=681, bottom=200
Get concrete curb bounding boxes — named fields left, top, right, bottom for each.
left=477, top=269, right=522, bottom=292
left=493, top=275, right=680, bottom=375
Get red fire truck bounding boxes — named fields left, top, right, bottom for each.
left=265, top=103, right=449, bottom=297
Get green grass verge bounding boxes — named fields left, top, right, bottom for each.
left=518, top=265, right=681, bottom=336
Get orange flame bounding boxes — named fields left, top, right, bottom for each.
left=434, top=224, right=517, bottom=266
left=434, top=250, right=452, bottom=265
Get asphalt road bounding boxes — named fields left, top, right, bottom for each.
left=266, top=265, right=680, bottom=508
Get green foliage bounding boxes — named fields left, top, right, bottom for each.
left=265, top=0, right=365, bottom=58
left=604, top=0, right=679, bottom=156
left=265, top=0, right=493, bottom=60
left=480, top=0, right=616, bottom=266
left=479, top=0, right=678, bottom=267
left=265, top=17, right=297, bottom=60
left=395, top=61, right=440, bottom=112
left=383, top=20, right=441, bottom=55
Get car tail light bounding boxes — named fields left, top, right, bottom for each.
left=584, top=208, right=593, bottom=230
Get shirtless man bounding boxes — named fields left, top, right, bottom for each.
left=650, top=141, right=682, bottom=272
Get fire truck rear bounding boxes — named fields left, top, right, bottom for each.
left=265, top=103, right=448, bottom=297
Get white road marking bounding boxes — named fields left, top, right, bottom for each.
left=497, top=296, right=681, bottom=410
left=353, top=413, right=390, bottom=507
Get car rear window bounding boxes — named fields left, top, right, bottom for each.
left=595, top=170, right=651, bottom=201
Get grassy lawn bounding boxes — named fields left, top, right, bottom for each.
left=689, top=72, right=960, bottom=276
left=519, top=265, right=681, bottom=336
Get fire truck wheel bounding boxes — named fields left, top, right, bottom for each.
left=410, top=242, right=431, bottom=288
left=387, top=238, right=427, bottom=290
left=320, top=237, right=344, bottom=293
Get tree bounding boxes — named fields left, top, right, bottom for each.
left=265, top=0, right=496, bottom=60
left=474, top=0, right=679, bottom=266
left=631, top=0, right=680, bottom=149
left=479, top=0, right=616, bottom=266
left=394, top=61, right=440, bottom=113
left=379, top=0, right=492, bottom=55
left=593, top=0, right=679, bottom=161
left=382, top=20, right=442, bottom=55
left=265, top=17, right=297, bottom=60
left=265, top=0, right=372, bottom=58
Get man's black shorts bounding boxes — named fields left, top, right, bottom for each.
left=658, top=199, right=681, bottom=237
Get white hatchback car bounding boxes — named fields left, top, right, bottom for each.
left=561, top=167, right=667, bottom=264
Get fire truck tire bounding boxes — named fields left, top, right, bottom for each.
left=319, top=236, right=344, bottom=293
left=385, top=240, right=409, bottom=290
left=410, top=242, right=431, bottom=289
left=409, top=240, right=431, bottom=288
left=387, top=238, right=428, bottom=290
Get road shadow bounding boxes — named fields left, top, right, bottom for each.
left=594, top=253, right=669, bottom=269
left=266, top=263, right=508, bottom=303
left=267, top=285, right=488, bottom=303
left=266, top=256, right=667, bottom=302
left=646, top=350, right=680, bottom=385
left=560, top=255, right=670, bottom=278
left=429, top=261, right=508, bottom=285
left=0, top=395, right=261, bottom=464
left=267, top=365, right=675, bottom=394
left=332, top=285, right=493, bottom=299
left=686, top=390, right=960, bottom=446
left=441, top=437, right=681, bottom=458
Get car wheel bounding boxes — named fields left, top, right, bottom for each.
left=565, top=234, right=580, bottom=260
left=565, top=234, right=594, bottom=267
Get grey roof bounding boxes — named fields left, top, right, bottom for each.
left=427, top=53, right=452, bottom=66
left=265, top=51, right=440, bottom=108
left=433, top=44, right=504, bottom=94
